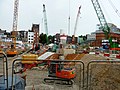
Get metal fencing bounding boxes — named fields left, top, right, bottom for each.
left=12, top=59, right=85, bottom=90
left=0, top=52, right=8, bottom=90
left=87, top=60, right=120, bottom=90
left=11, top=59, right=120, bottom=90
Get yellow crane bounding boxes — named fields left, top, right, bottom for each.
left=6, top=0, right=19, bottom=56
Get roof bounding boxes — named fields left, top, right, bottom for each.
left=38, top=52, right=54, bottom=60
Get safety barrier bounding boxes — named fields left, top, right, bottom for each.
left=10, top=59, right=120, bottom=90
left=12, top=59, right=85, bottom=90
left=87, top=60, right=120, bottom=90
left=0, top=52, right=8, bottom=90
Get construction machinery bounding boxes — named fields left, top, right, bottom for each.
left=43, top=4, right=49, bottom=44
left=6, top=0, right=19, bottom=56
left=20, top=53, right=76, bottom=85
left=44, top=61, right=76, bottom=85
left=91, top=0, right=110, bottom=39
left=72, top=6, right=81, bottom=44
left=91, top=0, right=114, bottom=47
left=90, top=0, right=120, bottom=50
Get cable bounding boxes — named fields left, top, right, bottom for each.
left=99, top=0, right=112, bottom=22
left=108, top=0, right=120, bottom=17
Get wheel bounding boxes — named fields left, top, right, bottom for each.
left=67, top=80, right=74, bottom=85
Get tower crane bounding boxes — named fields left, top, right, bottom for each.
left=6, top=0, right=19, bottom=56
left=72, top=6, right=81, bottom=44
left=91, top=0, right=110, bottom=39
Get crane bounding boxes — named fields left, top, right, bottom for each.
left=43, top=4, right=48, bottom=36
left=43, top=4, right=49, bottom=44
left=6, top=0, right=19, bottom=56
left=91, top=0, right=110, bottom=39
left=72, top=6, right=81, bottom=44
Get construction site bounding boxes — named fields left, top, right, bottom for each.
left=0, top=0, right=120, bottom=90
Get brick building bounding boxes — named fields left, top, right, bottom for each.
left=90, top=23, right=120, bottom=47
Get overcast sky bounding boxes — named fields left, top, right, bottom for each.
left=0, top=0, right=120, bottom=36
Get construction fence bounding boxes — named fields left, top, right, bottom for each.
left=0, top=53, right=120, bottom=90
left=11, top=59, right=120, bottom=90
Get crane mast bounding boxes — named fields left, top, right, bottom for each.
left=12, top=0, right=19, bottom=48
left=91, top=0, right=110, bottom=39
left=43, top=4, right=48, bottom=35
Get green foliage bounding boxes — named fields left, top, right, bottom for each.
left=48, top=35, right=53, bottom=44
left=39, top=33, right=48, bottom=44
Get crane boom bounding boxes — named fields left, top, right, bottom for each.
left=43, top=4, right=48, bottom=35
left=91, top=0, right=110, bottom=39
left=74, top=6, right=81, bottom=36
left=72, top=6, right=81, bottom=44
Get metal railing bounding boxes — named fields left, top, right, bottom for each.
left=11, top=59, right=85, bottom=90
left=87, top=60, right=120, bottom=90
left=0, top=51, right=8, bottom=90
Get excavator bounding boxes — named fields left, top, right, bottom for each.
left=44, top=61, right=76, bottom=85
left=20, top=54, right=76, bottom=85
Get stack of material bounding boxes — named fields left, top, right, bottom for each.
left=22, top=54, right=38, bottom=64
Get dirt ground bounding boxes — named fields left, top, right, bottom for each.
left=24, top=54, right=120, bottom=90
left=1, top=53, right=120, bottom=90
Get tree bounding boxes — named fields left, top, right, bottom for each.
left=39, top=33, right=48, bottom=45
left=48, top=35, right=53, bottom=44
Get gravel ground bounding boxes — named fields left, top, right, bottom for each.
left=1, top=53, right=120, bottom=90
left=24, top=54, right=112, bottom=90
left=25, top=67, right=80, bottom=90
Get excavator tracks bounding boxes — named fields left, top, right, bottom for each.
left=44, top=77, right=74, bottom=85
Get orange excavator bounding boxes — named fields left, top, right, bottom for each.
left=44, top=61, right=76, bottom=85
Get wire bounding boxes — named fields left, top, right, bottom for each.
left=108, top=0, right=120, bottom=17
left=99, top=0, right=112, bottom=22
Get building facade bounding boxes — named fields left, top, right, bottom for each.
left=28, top=30, right=34, bottom=43
left=32, top=24, right=40, bottom=44
left=90, top=23, right=120, bottom=47
left=18, top=30, right=28, bottom=42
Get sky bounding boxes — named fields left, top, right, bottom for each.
left=0, top=0, right=120, bottom=36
